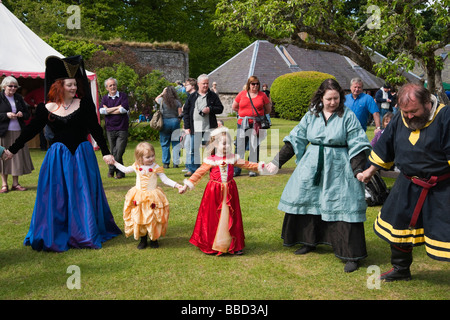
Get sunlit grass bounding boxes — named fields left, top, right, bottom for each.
left=0, top=118, right=448, bottom=300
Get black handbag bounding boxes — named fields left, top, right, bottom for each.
left=248, top=92, right=270, bottom=129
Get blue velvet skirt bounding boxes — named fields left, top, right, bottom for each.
left=24, top=142, right=122, bottom=252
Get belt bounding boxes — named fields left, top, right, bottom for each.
left=310, top=142, right=348, bottom=186
left=404, top=172, right=450, bottom=229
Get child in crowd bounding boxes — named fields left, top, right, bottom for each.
left=371, top=112, right=393, bottom=147
left=181, top=127, right=267, bottom=256
left=114, top=142, right=184, bottom=249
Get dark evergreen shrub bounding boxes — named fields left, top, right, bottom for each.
left=271, top=71, right=335, bottom=121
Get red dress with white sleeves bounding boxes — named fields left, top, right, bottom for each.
left=186, top=155, right=263, bottom=254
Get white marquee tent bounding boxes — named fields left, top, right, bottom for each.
left=0, top=2, right=99, bottom=107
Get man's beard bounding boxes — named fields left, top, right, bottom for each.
left=404, top=108, right=431, bottom=130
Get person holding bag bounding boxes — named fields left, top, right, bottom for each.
left=232, top=76, right=271, bottom=177
left=154, top=86, right=183, bottom=168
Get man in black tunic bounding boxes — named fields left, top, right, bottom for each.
left=359, top=83, right=450, bottom=281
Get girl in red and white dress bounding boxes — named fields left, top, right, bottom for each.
left=114, top=142, right=184, bottom=249
left=182, top=127, right=266, bottom=255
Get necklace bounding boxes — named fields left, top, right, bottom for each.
left=63, top=99, right=74, bottom=110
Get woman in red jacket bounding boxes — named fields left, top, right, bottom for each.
left=232, top=76, right=271, bottom=177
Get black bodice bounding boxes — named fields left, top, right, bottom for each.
left=9, top=99, right=110, bottom=156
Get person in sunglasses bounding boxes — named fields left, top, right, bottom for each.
left=232, top=76, right=271, bottom=177
left=0, top=76, right=34, bottom=193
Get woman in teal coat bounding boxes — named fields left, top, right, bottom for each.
left=267, top=79, right=372, bottom=273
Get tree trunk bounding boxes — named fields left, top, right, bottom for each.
left=434, top=71, right=449, bottom=105
left=420, top=53, right=449, bottom=105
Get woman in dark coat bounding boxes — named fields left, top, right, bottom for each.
left=0, top=76, right=34, bottom=193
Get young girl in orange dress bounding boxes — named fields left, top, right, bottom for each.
left=114, top=142, right=184, bottom=249
left=182, top=127, right=267, bottom=255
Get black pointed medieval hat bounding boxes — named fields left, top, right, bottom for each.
left=44, top=55, right=92, bottom=103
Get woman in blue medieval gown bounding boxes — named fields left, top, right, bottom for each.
left=6, top=55, right=121, bottom=252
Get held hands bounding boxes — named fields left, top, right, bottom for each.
left=356, top=172, right=365, bottom=183
left=356, top=165, right=378, bottom=184
left=176, top=184, right=187, bottom=194
left=265, top=162, right=279, bottom=174
left=103, top=155, right=115, bottom=165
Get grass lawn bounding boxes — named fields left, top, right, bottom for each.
left=0, top=117, right=449, bottom=301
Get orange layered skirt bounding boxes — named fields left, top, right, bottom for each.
left=123, top=186, right=170, bottom=241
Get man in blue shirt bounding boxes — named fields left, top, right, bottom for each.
left=345, top=77, right=381, bottom=134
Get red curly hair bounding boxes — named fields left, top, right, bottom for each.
left=47, top=78, right=84, bottom=105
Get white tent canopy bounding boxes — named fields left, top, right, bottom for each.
left=0, top=2, right=98, bottom=106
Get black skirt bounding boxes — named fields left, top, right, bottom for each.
left=281, top=213, right=367, bottom=261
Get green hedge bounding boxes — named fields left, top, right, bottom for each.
left=271, top=71, right=335, bottom=121
left=128, top=122, right=160, bottom=142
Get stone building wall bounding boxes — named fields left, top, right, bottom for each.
left=128, top=46, right=189, bottom=83
left=120, top=44, right=240, bottom=116
left=217, top=93, right=235, bottom=117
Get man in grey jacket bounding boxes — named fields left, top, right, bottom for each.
left=182, top=74, right=223, bottom=176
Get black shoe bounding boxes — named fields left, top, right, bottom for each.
left=163, top=164, right=170, bottom=169
left=344, top=261, right=359, bottom=273
left=173, top=165, right=179, bottom=168
left=108, top=172, right=114, bottom=178
left=137, top=236, right=148, bottom=249
left=150, top=240, right=159, bottom=248
left=115, top=173, right=125, bottom=179
left=380, top=267, right=412, bottom=282
left=294, top=245, right=315, bottom=255
left=184, top=172, right=192, bottom=177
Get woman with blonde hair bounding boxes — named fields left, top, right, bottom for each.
left=114, top=142, right=184, bottom=249
left=182, top=127, right=267, bottom=255
left=232, top=75, right=271, bottom=177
